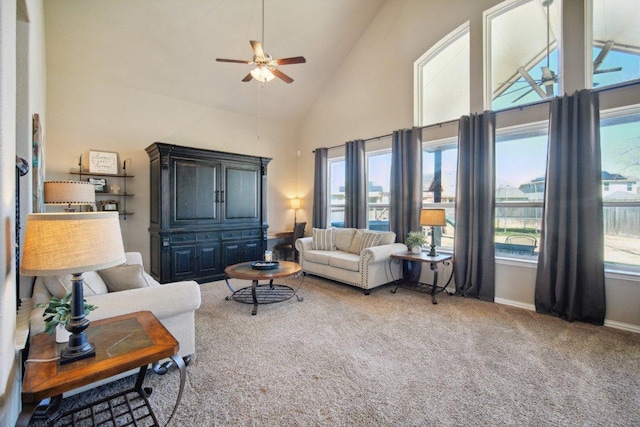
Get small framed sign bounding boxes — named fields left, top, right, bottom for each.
left=89, top=150, right=119, bottom=175
left=88, top=178, right=108, bottom=193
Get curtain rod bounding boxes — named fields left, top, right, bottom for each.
left=312, top=80, right=640, bottom=153
left=312, top=118, right=461, bottom=153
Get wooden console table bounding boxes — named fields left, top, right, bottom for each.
left=390, top=252, right=454, bottom=304
left=18, top=311, right=186, bottom=427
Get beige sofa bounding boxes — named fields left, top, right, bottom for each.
left=295, top=228, right=407, bottom=294
left=30, top=252, right=201, bottom=380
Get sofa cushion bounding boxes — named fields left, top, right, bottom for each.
left=312, top=228, right=336, bottom=251
left=359, top=231, right=381, bottom=253
left=335, top=228, right=356, bottom=251
left=44, top=271, right=108, bottom=298
left=378, top=231, right=396, bottom=245
left=349, top=229, right=382, bottom=254
left=98, top=264, right=150, bottom=292
left=328, top=252, right=361, bottom=272
left=348, top=229, right=365, bottom=254
left=304, top=250, right=332, bottom=265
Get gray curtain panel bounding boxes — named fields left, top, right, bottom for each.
left=535, top=89, right=606, bottom=325
left=344, top=139, right=367, bottom=229
left=454, top=112, right=496, bottom=302
left=389, top=128, right=422, bottom=243
left=312, top=148, right=329, bottom=229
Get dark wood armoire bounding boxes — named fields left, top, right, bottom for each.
left=146, top=142, right=271, bottom=283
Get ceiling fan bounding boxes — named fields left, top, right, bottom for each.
left=505, top=0, right=622, bottom=103
left=216, top=0, right=306, bottom=84
left=217, top=40, right=306, bottom=84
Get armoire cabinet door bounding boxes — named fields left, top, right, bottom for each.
left=172, top=158, right=220, bottom=226
left=222, top=163, right=260, bottom=223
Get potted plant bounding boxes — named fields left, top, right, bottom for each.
left=38, top=294, right=97, bottom=343
left=405, top=231, right=427, bottom=254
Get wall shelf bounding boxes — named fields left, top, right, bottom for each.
left=69, top=163, right=135, bottom=219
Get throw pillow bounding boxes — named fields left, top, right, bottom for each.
left=348, top=229, right=364, bottom=254
left=312, top=228, right=336, bottom=251
left=98, top=264, right=150, bottom=293
left=43, top=274, right=71, bottom=299
left=335, top=228, right=357, bottom=251
left=43, top=272, right=107, bottom=298
left=378, top=231, right=396, bottom=245
left=358, top=231, right=381, bottom=253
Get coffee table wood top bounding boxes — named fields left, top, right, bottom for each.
left=22, top=311, right=179, bottom=403
left=225, top=260, right=302, bottom=281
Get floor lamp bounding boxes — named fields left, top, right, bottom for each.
left=290, top=198, right=301, bottom=226
left=420, top=208, right=447, bottom=257
left=21, top=212, right=126, bottom=364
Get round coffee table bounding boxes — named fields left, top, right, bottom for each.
left=224, top=261, right=303, bottom=315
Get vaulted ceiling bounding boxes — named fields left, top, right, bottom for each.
left=44, top=0, right=387, bottom=122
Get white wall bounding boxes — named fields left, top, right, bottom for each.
left=45, top=67, right=302, bottom=271
left=0, top=0, right=18, bottom=422
left=297, top=0, right=640, bottom=330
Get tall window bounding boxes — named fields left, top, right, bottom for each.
left=487, top=0, right=562, bottom=110
left=494, top=122, right=548, bottom=258
left=366, top=149, right=391, bottom=231
left=414, top=23, right=470, bottom=126
left=422, top=138, right=458, bottom=250
left=591, top=0, right=640, bottom=89
left=600, top=106, right=640, bottom=272
left=328, top=157, right=345, bottom=228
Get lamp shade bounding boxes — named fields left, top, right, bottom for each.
left=420, top=208, right=447, bottom=226
left=20, top=212, right=126, bottom=276
left=290, top=198, right=301, bottom=210
left=44, top=181, right=95, bottom=205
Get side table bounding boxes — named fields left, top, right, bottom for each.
left=18, top=311, right=186, bottom=427
left=390, top=252, right=454, bottom=304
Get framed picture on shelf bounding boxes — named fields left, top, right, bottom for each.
left=88, top=150, right=119, bottom=174
left=88, top=178, right=108, bottom=193
left=100, top=200, right=119, bottom=212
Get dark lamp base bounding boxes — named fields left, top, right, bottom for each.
left=60, top=343, right=96, bottom=365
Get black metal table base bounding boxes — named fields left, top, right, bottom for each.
left=391, top=281, right=453, bottom=304
left=227, top=281, right=303, bottom=315
left=24, top=355, right=186, bottom=427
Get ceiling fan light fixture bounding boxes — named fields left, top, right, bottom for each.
left=250, top=66, right=275, bottom=82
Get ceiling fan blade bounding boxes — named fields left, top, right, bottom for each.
left=250, top=40, right=265, bottom=58
left=216, top=58, right=252, bottom=64
left=272, top=68, right=294, bottom=84
left=593, top=40, right=615, bottom=72
left=242, top=73, right=254, bottom=82
left=517, top=67, right=547, bottom=99
left=594, top=67, right=623, bottom=74
left=545, top=83, right=554, bottom=97
left=274, top=56, right=306, bottom=66
left=512, top=86, right=536, bottom=103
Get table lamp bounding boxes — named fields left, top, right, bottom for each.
left=290, top=198, right=301, bottom=225
left=21, top=212, right=126, bottom=364
left=420, top=208, right=447, bottom=257
left=44, top=181, right=95, bottom=212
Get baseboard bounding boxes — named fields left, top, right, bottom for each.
left=495, top=297, right=640, bottom=333
left=494, top=297, right=535, bottom=311
left=604, top=319, right=640, bottom=333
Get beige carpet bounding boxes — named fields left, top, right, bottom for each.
left=52, top=275, right=640, bottom=426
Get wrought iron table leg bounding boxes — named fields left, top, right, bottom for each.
left=164, top=354, right=186, bottom=426
left=430, top=262, right=440, bottom=304
left=251, top=279, right=258, bottom=315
